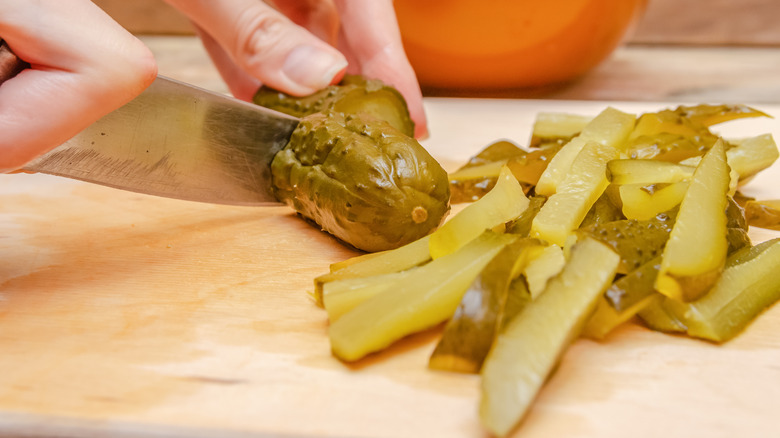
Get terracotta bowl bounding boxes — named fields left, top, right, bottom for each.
left=394, top=0, right=648, bottom=91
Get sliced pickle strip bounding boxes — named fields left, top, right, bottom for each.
left=313, top=236, right=431, bottom=306
left=428, top=238, right=544, bottom=374
left=322, top=270, right=411, bottom=321
left=674, top=103, right=770, bottom=127
left=531, top=141, right=619, bottom=246
left=522, top=244, right=565, bottom=299
left=535, top=107, right=635, bottom=196
left=664, top=238, right=780, bottom=342
left=637, top=295, right=688, bottom=333
left=479, top=238, right=619, bottom=437
left=329, top=231, right=517, bottom=362
left=745, top=199, right=780, bottom=231
left=582, top=293, right=656, bottom=340
left=655, top=139, right=730, bottom=302
left=619, top=182, right=689, bottom=221
left=582, top=257, right=662, bottom=339
left=679, top=134, right=779, bottom=184
left=607, top=159, right=695, bottom=185
left=505, top=195, right=546, bottom=237
left=579, top=191, right=625, bottom=229
left=529, top=112, right=592, bottom=148
left=577, top=213, right=675, bottom=274
left=430, top=166, right=528, bottom=259
left=448, top=140, right=526, bottom=204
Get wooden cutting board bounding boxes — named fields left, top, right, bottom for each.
left=1, top=100, right=779, bottom=438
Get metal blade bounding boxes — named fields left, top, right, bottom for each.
left=22, top=76, right=299, bottom=206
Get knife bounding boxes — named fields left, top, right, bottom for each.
left=0, top=39, right=298, bottom=206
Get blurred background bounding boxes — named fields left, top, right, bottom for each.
left=90, top=0, right=780, bottom=103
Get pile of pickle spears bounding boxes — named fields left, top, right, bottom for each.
left=312, top=104, right=780, bottom=437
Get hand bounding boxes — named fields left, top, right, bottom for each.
left=164, top=0, right=427, bottom=138
left=0, top=0, right=157, bottom=172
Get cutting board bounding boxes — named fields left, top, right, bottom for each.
left=1, top=100, right=779, bottom=438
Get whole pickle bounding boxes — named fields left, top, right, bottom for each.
left=271, top=111, right=450, bottom=252
left=253, top=74, right=415, bottom=137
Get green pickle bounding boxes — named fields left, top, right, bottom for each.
left=429, top=166, right=528, bottom=259
left=726, top=196, right=751, bottom=254
left=744, top=199, right=780, bottom=231
left=576, top=212, right=675, bottom=274
left=582, top=257, right=662, bottom=339
left=664, top=238, right=780, bottom=342
left=579, top=192, right=624, bottom=229
left=655, top=139, right=730, bottom=302
left=329, top=230, right=518, bottom=362
left=313, top=236, right=432, bottom=306
left=529, top=112, right=592, bottom=149
left=505, top=195, right=546, bottom=237
left=448, top=140, right=557, bottom=203
left=303, top=102, right=780, bottom=437
left=637, top=295, right=689, bottom=333
left=253, top=74, right=415, bottom=137
left=624, top=104, right=768, bottom=162
left=271, top=111, right=450, bottom=252
left=605, top=256, right=663, bottom=312
left=429, top=238, right=543, bottom=374
left=479, top=238, right=620, bottom=437
left=447, top=140, right=524, bottom=204
left=500, top=277, right=533, bottom=331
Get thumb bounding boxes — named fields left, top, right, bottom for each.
left=165, top=0, right=347, bottom=96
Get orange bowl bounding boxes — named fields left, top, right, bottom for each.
left=394, top=0, right=647, bottom=90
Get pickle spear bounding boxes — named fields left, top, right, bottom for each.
left=664, top=238, right=780, bottom=342
left=619, top=182, right=689, bottom=221
left=744, top=199, right=780, bottom=231
left=531, top=141, right=619, bottom=246
left=313, top=236, right=432, bottom=306
left=329, top=230, right=517, bottom=362
left=655, top=138, right=730, bottom=302
left=680, top=134, right=778, bottom=184
left=582, top=257, right=662, bottom=339
left=447, top=141, right=521, bottom=204
left=430, top=166, right=528, bottom=259
left=529, top=112, right=592, bottom=148
left=607, top=159, right=695, bottom=185
left=535, top=107, right=635, bottom=196
left=479, top=238, right=619, bottom=437
left=429, top=238, right=544, bottom=374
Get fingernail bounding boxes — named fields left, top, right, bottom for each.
left=283, top=45, right=347, bottom=93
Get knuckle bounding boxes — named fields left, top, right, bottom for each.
left=128, top=43, right=158, bottom=89
left=233, top=6, right=290, bottom=68
left=112, top=38, right=158, bottom=97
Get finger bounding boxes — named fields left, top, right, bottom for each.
left=0, top=0, right=157, bottom=172
left=192, top=24, right=262, bottom=101
left=265, top=0, right=340, bottom=45
left=165, top=0, right=347, bottom=97
left=332, top=0, right=427, bottom=138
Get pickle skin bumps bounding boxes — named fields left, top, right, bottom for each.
left=271, top=111, right=450, bottom=252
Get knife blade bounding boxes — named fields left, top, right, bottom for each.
left=1, top=39, right=298, bottom=206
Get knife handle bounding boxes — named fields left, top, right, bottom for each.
left=0, top=38, right=30, bottom=86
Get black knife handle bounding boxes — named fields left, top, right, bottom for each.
left=0, top=38, right=30, bottom=86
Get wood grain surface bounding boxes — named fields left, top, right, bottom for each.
left=1, top=99, right=779, bottom=437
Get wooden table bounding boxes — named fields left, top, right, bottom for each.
left=1, top=36, right=780, bottom=438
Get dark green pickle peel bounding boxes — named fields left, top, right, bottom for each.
left=253, top=74, right=415, bottom=138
